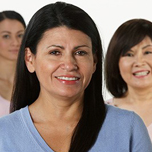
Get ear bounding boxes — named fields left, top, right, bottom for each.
left=25, top=48, right=35, bottom=73
left=93, top=54, right=97, bottom=73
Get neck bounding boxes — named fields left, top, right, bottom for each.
left=0, top=58, right=16, bottom=81
left=125, top=87, right=152, bottom=105
left=29, top=93, right=83, bottom=123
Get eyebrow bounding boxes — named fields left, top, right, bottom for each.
left=74, top=45, right=91, bottom=49
left=0, top=30, right=24, bottom=34
left=47, top=45, right=64, bottom=49
left=47, top=45, right=91, bottom=49
left=142, top=44, right=152, bottom=49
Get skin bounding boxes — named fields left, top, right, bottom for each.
left=25, top=26, right=96, bottom=152
left=114, top=36, right=152, bottom=127
left=0, top=19, right=25, bottom=100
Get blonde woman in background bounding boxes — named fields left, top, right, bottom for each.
left=0, top=11, right=25, bottom=117
left=105, top=19, right=152, bottom=141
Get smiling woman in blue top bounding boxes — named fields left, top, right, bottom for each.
left=0, top=2, right=151, bottom=152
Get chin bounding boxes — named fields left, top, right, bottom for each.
left=133, top=84, right=151, bottom=90
left=59, top=91, right=81, bottom=99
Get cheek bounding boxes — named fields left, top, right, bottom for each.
left=82, top=58, right=95, bottom=71
left=119, top=59, right=130, bottom=73
left=34, top=61, right=52, bottom=79
left=0, top=42, right=9, bottom=57
left=119, top=59, right=133, bottom=82
left=83, top=62, right=95, bottom=82
left=0, top=41, right=7, bottom=49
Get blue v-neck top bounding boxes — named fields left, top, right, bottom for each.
left=0, top=105, right=151, bottom=152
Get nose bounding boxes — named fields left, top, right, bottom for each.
left=60, top=55, right=78, bottom=71
left=11, top=36, right=20, bottom=46
left=133, top=54, right=145, bottom=67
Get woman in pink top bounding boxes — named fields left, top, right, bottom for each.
left=0, top=11, right=25, bottom=117
left=105, top=19, right=152, bottom=142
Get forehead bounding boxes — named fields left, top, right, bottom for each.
left=140, top=36, right=152, bottom=45
left=131, top=36, right=152, bottom=49
left=0, top=19, right=24, bottom=33
left=121, top=36, right=152, bottom=56
left=39, top=26, right=91, bottom=45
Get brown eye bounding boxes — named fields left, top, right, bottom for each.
left=50, top=50, right=61, bottom=55
left=3, top=35, right=10, bottom=39
left=75, top=50, right=87, bottom=56
left=144, top=51, right=152, bottom=55
left=123, top=51, right=134, bottom=57
left=18, top=34, right=24, bottom=38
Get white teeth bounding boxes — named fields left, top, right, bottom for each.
left=134, top=71, right=149, bottom=76
left=56, top=76, right=79, bottom=80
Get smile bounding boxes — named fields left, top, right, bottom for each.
left=56, top=76, right=79, bottom=81
left=133, top=71, right=150, bottom=76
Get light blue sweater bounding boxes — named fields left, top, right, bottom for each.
left=0, top=105, right=151, bottom=152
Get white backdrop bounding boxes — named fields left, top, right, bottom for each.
left=1, top=0, right=152, bottom=100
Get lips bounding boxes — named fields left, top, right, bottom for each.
left=133, top=71, right=150, bottom=76
left=55, top=76, right=80, bottom=81
left=9, top=49, right=18, bottom=53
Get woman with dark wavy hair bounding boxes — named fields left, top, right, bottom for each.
left=0, top=3, right=151, bottom=152
left=105, top=18, right=152, bottom=141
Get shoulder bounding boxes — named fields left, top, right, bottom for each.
left=106, top=104, right=134, bottom=118
left=105, top=104, right=146, bottom=131
left=105, top=105, right=151, bottom=140
left=0, top=106, right=29, bottom=148
left=0, top=106, right=28, bottom=131
left=92, top=105, right=152, bottom=151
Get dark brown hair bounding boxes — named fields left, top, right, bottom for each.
left=105, top=18, right=152, bottom=97
left=0, top=10, right=26, bottom=28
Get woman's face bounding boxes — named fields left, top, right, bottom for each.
left=25, top=26, right=96, bottom=100
left=119, top=36, right=152, bottom=90
left=0, top=19, right=25, bottom=61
